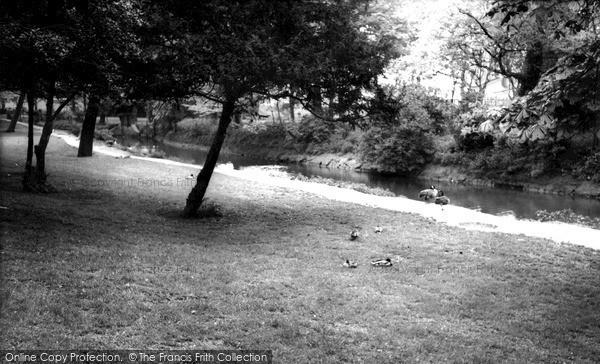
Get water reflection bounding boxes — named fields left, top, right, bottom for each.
left=119, top=137, right=600, bottom=221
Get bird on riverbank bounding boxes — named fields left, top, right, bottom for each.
left=370, top=258, right=393, bottom=267
left=435, top=191, right=450, bottom=210
left=185, top=174, right=194, bottom=180
left=374, top=225, right=383, bottom=234
left=343, top=260, right=358, bottom=268
left=350, top=229, right=359, bottom=240
left=419, top=185, right=439, bottom=202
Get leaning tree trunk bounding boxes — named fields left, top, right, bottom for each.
left=6, top=91, right=25, bottom=132
left=182, top=97, right=236, bottom=217
left=32, top=82, right=74, bottom=186
left=78, top=95, right=100, bottom=157
left=33, top=80, right=56, bottom=185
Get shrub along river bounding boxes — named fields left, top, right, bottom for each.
left=123, top=137, right=600, bottom=221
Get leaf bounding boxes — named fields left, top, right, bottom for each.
left=500, top=112, right=513, bottom=124
left=516, top=108, right=530, bottom=122
left=498, top=121, right=512, bottom=134
left=518, top=129, right=528, bottom=143
left=539, top=114, right=555, bottom=128
left=516, top=4, right=529, bottom=13
left=486, top=9, right=498, bottom=18
left=556, top=127, right=571, bottom=140
left=478, top=119, right=495, bottom=133
left=526, top=124, right=547, bottom=141
left=545, top=100, right=558, bottom=113
left=554, top=67, right=574, bottom=81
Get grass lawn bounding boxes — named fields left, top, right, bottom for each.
left=1, top=120, right=599, bottom=363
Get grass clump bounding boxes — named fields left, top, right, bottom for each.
left=288, top=173, right=396, bottom=197
left=535, top=209, right=600, bottom=230
left=197, top=199, right=224, bottom=218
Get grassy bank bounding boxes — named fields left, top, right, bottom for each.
left=1, top=121, right=600, bottom=362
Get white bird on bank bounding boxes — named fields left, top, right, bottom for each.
left=419, top=185, right=439, bottom=202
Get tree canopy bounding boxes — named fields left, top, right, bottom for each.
left=486, top=0, right=600, bottom=144
left=143, top=0, right=399, bottom=215
left=1, top=0, right=400, bottom=212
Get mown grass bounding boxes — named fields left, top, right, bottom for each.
left=1, top=120, right=600, bottom=363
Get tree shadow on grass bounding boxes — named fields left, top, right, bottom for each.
left=157, top=198, right=223, bottom=220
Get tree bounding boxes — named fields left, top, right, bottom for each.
left=452, top=0, right=591, bottom=96
left=1, top=0, right=83, bottom=188
left=1, top=0, right=148, bottom=190
left=434, top=0, right=498, bottom=103
left=488, top=1, right=600, bottom=144
left=5, top=92, right=25, bottom=132
left=71, top=1, right=146, bottom=157
left=149, top=0, right=398, bottom=217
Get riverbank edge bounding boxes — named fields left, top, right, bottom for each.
left=160, top=136, right=600, bottom=201
left=6, top=119, right=600, bottom=250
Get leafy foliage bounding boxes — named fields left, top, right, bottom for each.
left=456, top=132, right=495, bottom=152
left=496, top=42, right=600, bottom=145
left=359, top=126, right=434, bottom=175
left=573, top=150, right=600, bottom=182
left=53, top=119, right=81, bottom=135
left=296, top=118, right=335, bottom=145
left=479, top=1, right=600, bottom=145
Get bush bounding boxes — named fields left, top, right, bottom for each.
left=176, top=118, right=216, bottom=137
left=296, top=117, right=335, bottom=145
left=573, top=150, right=600, bottom=182
left=387, top=84, right=455, bottom=134
left=55, top=108, right=82, bottom=122
left=228, top=122, right=287, bottom=149
left=456, top=132, right=495, bottom=151
left=196, top=198, right=223, bottom=218
left=359, top=126, right=434, bottom=175
left=53, top=119, right=81, bottom=135
left=94, top=127, right=114, bottom=141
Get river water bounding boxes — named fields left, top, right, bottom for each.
left=124, top=137, right=600, bottom=221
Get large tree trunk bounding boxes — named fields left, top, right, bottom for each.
left=22, top=92, right=35, bottom=191
left=78, top=94, right=100, bottom=157
left=6, top=91, right=25, bottom=132
left=182, top=97, right=236, bottom=217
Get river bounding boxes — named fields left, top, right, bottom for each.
left=123, top=137, right=600, bottom=221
